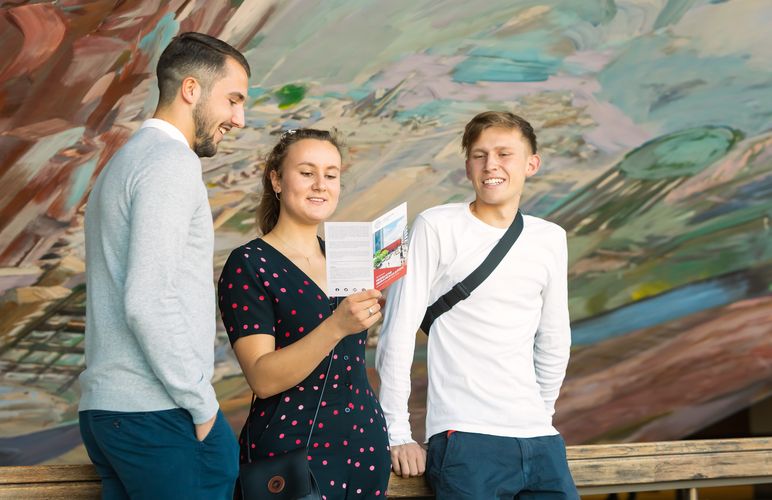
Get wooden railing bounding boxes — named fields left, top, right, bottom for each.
left=1, top=438, right=770, bottom=499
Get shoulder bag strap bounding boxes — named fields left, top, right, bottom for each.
left=244, top=346, right=336, bottom=463
left=420, top=210, right=524, bottom=334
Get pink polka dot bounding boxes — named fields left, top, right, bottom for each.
left=259, top=267, right=265, bottom=273
left=260, top=257, right=266, bottom=262
left=330, top=480, right=335, bottom=486
left=343, top=440, right=348, bottom=446
left=376, top=490, right=381, bottom=496
left=291, top=420, right=298, bottom=426
left=273, top=272, right=279, bottom=278
left=242, top=284, right=249, bottom=290
left=279, top=434, right=285, bottom=439
left=370, top=465, right=375, bottom=471
left=304, top=280, right=310, bottom=285
left=299, top=327, right=305, bottom=333
left=242, top=324, right=248, bottom=330
left=291, top=309, right=297, bottom=315
left=284, top=396, right=290, bottom=402
left=322, top=460, right=328, bottom=465
left=318, top=313, right=323, bottom=319
left=253, top=323, right=259, bottom=329
left=295, top=439, right=301, bottom=445
left=298, top=289, right=304, bottom=294
left=355, top=462, right=360, bottom=468
left=242, top=305, right=249, bottom=311
left=228, top=283, right=233, bottom=289
left=263, top=281, right=270, bottom=287
left=318, top=423, right=324, bottom=428
left=280, top=287, right=287, bottom=293
left=231, top=303, right=237, bottom=309
left=357, top=488, right=362, bottom=493
left=258, top=295, right=265, bottom=301
left=236, top=268, right=242, bottom=274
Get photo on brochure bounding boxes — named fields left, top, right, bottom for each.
left=324, top=202, right=408, bottom=296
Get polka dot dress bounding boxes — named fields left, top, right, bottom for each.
left=219, top=238, right=390, bottom=499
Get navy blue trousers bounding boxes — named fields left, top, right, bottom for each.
left=79, top=408, right=239, bottom=500
left=426, top=431, right=579, bottom=499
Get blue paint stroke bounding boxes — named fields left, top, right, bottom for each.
left=571, top=270, right=765, bottom=345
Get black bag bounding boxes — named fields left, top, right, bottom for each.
left=239, top=347, right=334, bottom=500
left=238, top=447, right=320, bottom=499
left=421, top=210, right=524, bottom=334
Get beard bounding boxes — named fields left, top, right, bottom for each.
left=192, top=100, right=218, bottom=158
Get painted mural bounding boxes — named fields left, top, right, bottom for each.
left=0, top=0, right=770, bottom=465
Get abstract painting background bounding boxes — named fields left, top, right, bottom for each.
left=1, top=0, right=769, bottom=464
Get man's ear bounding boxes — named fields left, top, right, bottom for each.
left=525, top=153, right=541, bottom=178
left=465, top=158, right=472, bottom=181
left=180, top=76, right=200, bottom=105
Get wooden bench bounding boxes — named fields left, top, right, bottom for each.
left=1, top=438, right=770, bottom=499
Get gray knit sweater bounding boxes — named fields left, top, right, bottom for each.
left=79, top=122, right=218, bottom=424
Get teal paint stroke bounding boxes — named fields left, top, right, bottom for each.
left=134, top=13, right=179, bottom=77
left=138, top=13, right=179, bottom=53
left=618, top=126, right=741, bottom=180
left=452, top=41, right=562, bottom=83
left=654, top=0, right=699, bottom=30
left=598, top=36, right=772, bottom=135
left=66, top=157, right=98, bottom=211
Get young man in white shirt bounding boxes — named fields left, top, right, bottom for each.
left=376, top=111, right=578, bottom=498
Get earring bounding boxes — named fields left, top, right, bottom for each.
left=275, top=191, right=280, bottom=201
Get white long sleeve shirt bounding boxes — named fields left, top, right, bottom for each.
left=375, top=203, right=571, bottom=444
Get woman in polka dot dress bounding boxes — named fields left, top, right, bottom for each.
left=219, top=129, right=390, bottom=499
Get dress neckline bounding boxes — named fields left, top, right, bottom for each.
left=254, top=237, right=331, bottom=303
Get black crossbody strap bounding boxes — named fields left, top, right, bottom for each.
left=420, top=210, right=524, bottom=334
left=245, top=347, right=335, bottom=463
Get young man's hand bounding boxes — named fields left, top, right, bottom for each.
left=195, top=413, right=217, bottom=442
left=390, top=442, right=426, bottom=478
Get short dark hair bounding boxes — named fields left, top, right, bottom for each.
left=462, top=111, right=537, bottom=157
left=156, top=32, right=251, bottom=107
left=258, top=129, right=344, bottom=235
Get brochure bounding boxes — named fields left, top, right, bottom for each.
left=324, top=202, right=408, bottom=296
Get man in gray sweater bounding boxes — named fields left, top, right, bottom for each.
left=79, top=32, right=249, bottom=499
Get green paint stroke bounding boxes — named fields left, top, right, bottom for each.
left=618, top=126, right=742, bottom=180
left=275, top=84, right=306, bottom=109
